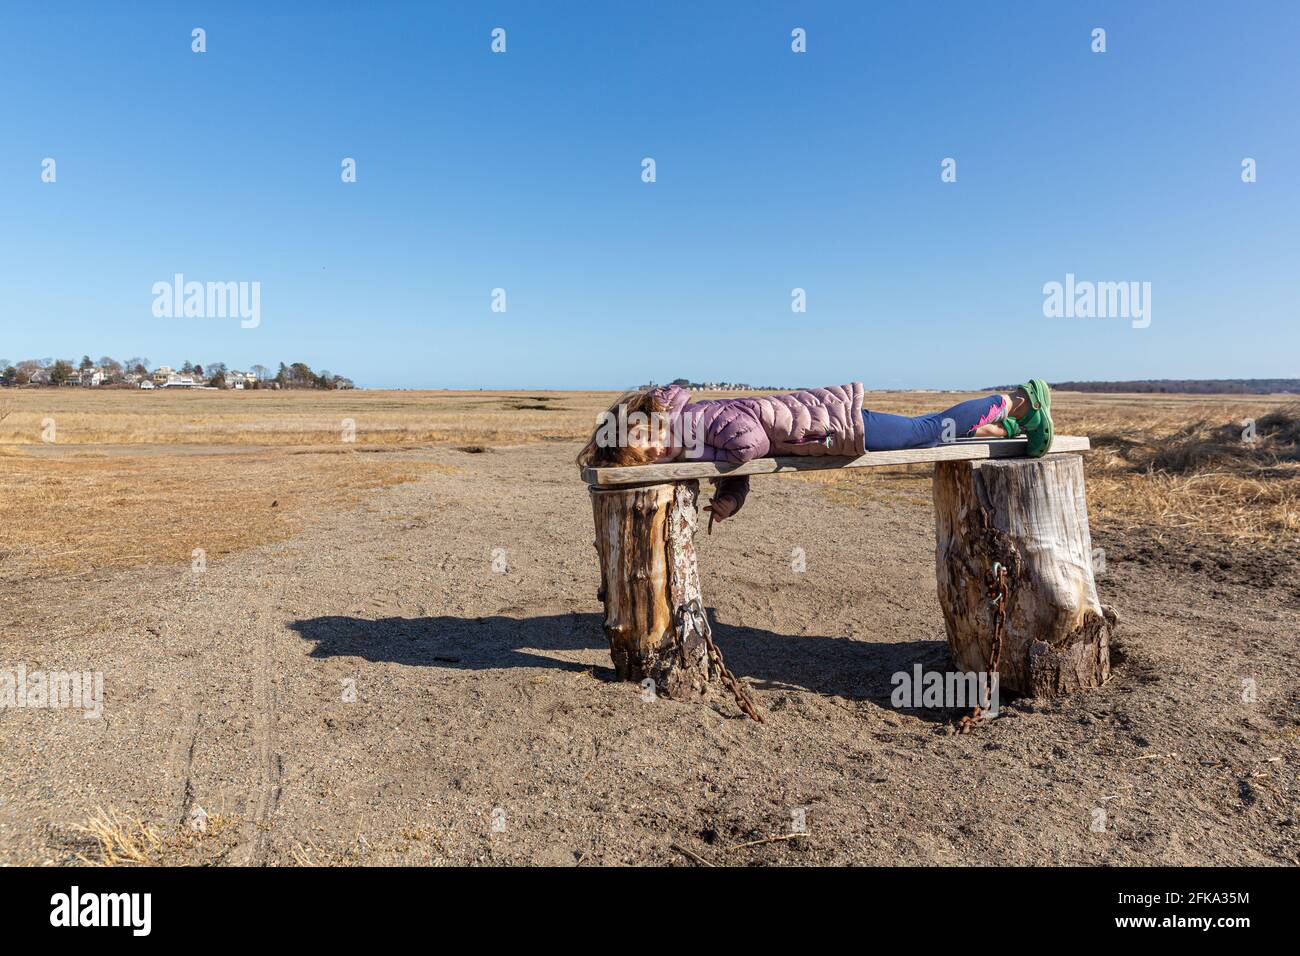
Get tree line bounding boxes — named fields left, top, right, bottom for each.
left=0, top=356, right=354, bottom=390
left=1038, top=379, right=1300, bottom=395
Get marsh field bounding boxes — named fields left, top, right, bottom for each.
left=1, top=388, right=1297, bottom=865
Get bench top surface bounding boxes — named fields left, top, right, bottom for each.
left=583, top=435, right=1091, bottom=486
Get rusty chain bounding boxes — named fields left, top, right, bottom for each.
left=958, top=560, right=1009, bottom=734
left=678, top=599, right=764, bottom=723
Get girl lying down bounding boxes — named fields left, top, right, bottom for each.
left=577, top=379, right=1053, bottom=523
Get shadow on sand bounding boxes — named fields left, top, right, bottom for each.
left=289, top=610, right=953, bottom=713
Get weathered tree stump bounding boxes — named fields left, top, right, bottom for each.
left=589, top=480, right=713, bottom=699
left=933, top=454, right=1115, bottom=696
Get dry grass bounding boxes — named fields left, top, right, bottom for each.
left=0, top=388, right=604, bottom=447
left=71, top=809, right=165, bottom=866
left=0, top=447, right=454, bottom=580
left=1083, top=402, right=1300, bottom=543
left=2, top=388, right=1296, bottom=581
left=71, top=807, right=241, bottom=865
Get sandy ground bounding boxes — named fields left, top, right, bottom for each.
left=1, top=441, right=1297, bottom=866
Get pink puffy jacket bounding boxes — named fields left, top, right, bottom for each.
left=648, top=383, right=867, bottom=513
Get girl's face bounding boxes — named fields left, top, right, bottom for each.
left=626, top=419, right=671, bottom=462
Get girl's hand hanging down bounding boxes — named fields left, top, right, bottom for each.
left=706, top=494, right=739, bottom=523
left=706, top=476, right=750, bottom=529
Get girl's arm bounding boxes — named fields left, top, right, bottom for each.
left=700, top=407, right=764, bottom=523
left=709, top=475, right=749, bottom=515
left=700, top=406, right=769, bottom=463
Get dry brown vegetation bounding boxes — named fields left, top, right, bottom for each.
left=1, top=388, right=1295, bottom=583
left=0, top=446, right=452, bottom=580
left=1083, top=402, right=1300, bottom=544
left=70, top=807, right=243, bottom=866
left=0, top=388, right=602, bottom=446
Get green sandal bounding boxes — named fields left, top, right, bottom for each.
left=1012, top=379, right=1053, bottom=457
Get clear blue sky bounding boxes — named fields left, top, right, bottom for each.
left=2, top=2, right=1296, bottom=389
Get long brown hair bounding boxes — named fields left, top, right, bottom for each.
left=576, top=389, right=670, bottom=469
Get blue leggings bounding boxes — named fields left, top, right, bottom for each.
left=863, top=394, right=1005, bottom=451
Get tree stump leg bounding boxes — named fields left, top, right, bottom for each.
left=933, top=454, right=1116, bottom=696
left=589, top=480, right=713, bottom=699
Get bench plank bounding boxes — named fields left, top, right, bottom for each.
left=583, top=435, right=1090, bottom=486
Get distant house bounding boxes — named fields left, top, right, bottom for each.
left=159, top=375, right=199, bottom=388
left=78, top=368, right=106, bottom=387
left=29, top=368, right=51, bottom=385
left=152, top=365, right=174, bottom=383
left=139, top=379, right=155, bottom=389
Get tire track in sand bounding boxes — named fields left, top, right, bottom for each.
left=165, top=708, right=201, bottom=828
left=230, top=603, right=284, bottom=866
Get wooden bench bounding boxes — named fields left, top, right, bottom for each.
left=584, top=436, right=1115, bottom=716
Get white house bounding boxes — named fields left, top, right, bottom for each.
left=224, top=370, right=257, bottom=389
